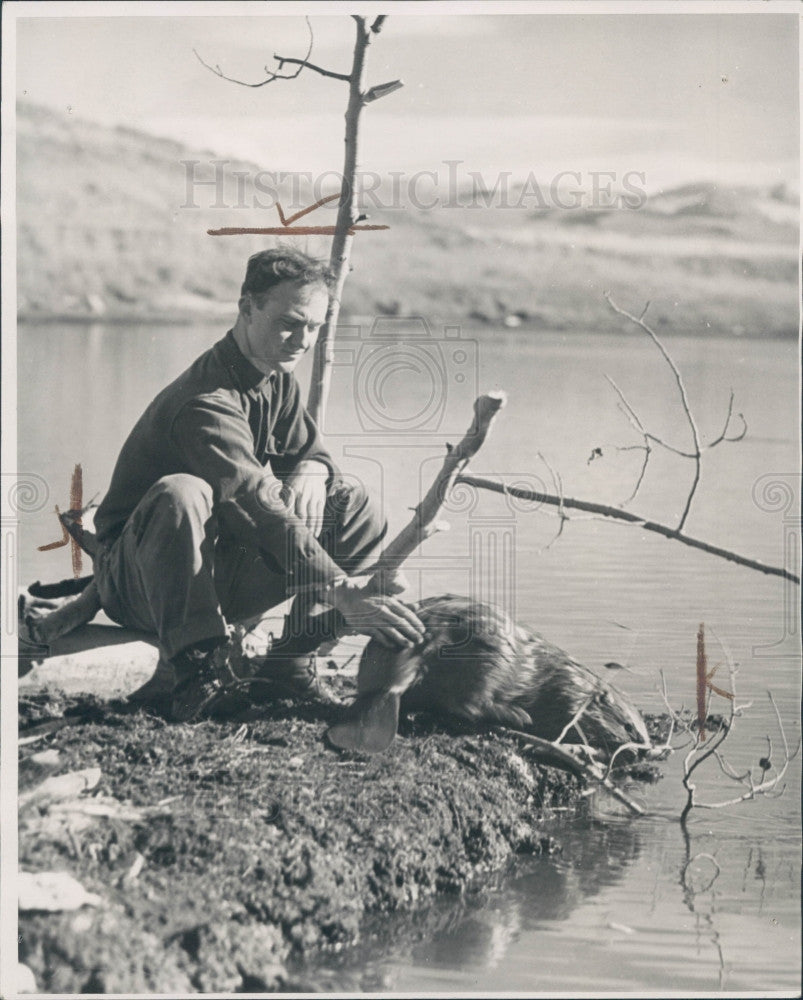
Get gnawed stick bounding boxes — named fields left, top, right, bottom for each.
left=502, top=728, right=645, bottom=816
left=24, top=512, right=101, bottom=645
left=329, top=392, right=508, bottom=754
left=366, top=391, right=507, bottom=588
left=24, top=581, right=102, bottom=646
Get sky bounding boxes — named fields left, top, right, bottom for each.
left=9, top=3, right=801, bottom=190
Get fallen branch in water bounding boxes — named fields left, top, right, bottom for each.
left=455, top=295, right=794, bottom=585
left=454, top=475, right=798, bottom=584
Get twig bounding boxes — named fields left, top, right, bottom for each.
left=456, top=474, right=799, bottom=584
left=605, top=375, right=695, bottom=458
left=708, top=390, right=747, bottom=447
left=675, top=631, right=800, bottom=824
left=553, top=695, right=593, bottom=746
left=535, top=451, right=569, bottom=550
left=605, top=294, right=702, bottom=531
left=274, top=57, right=350, bottom=82
left=193, top=17, right=346, bottom=89
left=691, top=692, right=800, bottom=811
left=604, top=377, right=652, bottom=504
left=502, top=728, right=644, bottom=815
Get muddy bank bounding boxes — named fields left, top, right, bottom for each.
left=18, top=686, right=660, bottom=994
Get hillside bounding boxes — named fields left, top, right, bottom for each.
left=15, top=102, right=799, bottom=335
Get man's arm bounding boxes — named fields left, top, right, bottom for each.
left=171, top=395, right=425, bottom=646
left=282, top=459, right=328, bottom=538
left=270, top=376, right=336, bottom=537
left=171, top=394, right=344, bottom=588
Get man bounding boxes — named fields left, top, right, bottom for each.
left=93, top=248, right=425, bottom=721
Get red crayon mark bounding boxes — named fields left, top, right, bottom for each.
left=207, top=194, right=389, bottom=237
left=277, top=192, right=340, bottom=226
left=37, top=510, right=70, bottom=552
left=208, top=225, right=389, bottom=236
left=70, top=464, right=83, bottom=578
left=696, top=622, right=734, bottom=741
left=696, top=623, right=707, bottom=741
left=37, top=464, right=83, bottom=577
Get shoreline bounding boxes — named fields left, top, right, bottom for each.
left=17, top=619, right=661, bottom=993
left=16, top=311, right=799, bottom=339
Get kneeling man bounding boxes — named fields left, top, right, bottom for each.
left=93, top=248, right=425, bottom=720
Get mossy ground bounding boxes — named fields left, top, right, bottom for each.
left=18, top=683, right=661, bottom=994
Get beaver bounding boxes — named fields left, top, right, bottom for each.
left=327, top=594, right=651, bottom=757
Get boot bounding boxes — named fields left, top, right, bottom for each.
left=246, top=604, right=345, bottom=706
left=250, top=652, right=341, bottom=705
left=169, top=635, right=256, bottom=722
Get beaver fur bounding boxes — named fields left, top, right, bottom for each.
left=328, top=594, right=650, bottom=757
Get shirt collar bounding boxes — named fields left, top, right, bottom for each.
left=218, top=329, right=279, bottom=393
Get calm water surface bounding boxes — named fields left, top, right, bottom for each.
left=18, top=322, right=801, bottom=994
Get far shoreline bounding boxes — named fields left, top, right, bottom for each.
left=16, top=310, right=799, bottom=340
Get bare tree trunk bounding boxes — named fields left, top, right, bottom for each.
left=307, top=16, right=371, bottom=425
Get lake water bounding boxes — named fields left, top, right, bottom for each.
left=17, top=321, right=801, bottom=994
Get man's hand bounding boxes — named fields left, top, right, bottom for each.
left=283, top=460, right=328, bottom=538
left=331, top=579, right=426, bottom=649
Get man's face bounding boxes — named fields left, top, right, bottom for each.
left=239, top=280, right=329, bottom=375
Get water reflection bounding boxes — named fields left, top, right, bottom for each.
left=291, top=817, right=643, bottom=991
left=512, top=820, right=643, bottom=925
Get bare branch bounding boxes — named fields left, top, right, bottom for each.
left=606, top=376, right=645, bottom=434
left=605, top=375, right=696, bottom=458
left=553, top=695, right=594, bottom=746
left=307, top=14, right=372, bottom=424
left=605, top=293, right=702, bottom=531
left=604, top=376, right=654, bottom=503
left=364, top=79, right=404, bottom=103
left=371, top=15, right=387, bottom=33
left=277, top=192, right=340, bottom=227
left=503, top=729, right=645, bottom=815
left=274, top=57, right=350, bottom=82
left=456, top=474, right=800, bottom=584
left=675, top=632, right=801, bottom=823
left=193, top=17, right=350, bottom=89
left=599, top=310, right=748, bottom=548
left=707, top=389, right=748, bottom=447
left=535, top=451, right=569, bottom=551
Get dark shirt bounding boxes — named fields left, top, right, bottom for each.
left=95, top=330, right=344, bottom=588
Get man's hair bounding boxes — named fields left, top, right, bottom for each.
left=240, top=248, right=335, bottom=306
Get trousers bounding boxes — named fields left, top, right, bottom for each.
left=94, top=473, right=386, bottom=660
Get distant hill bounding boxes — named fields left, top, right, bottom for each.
left=16, top=102, right=799, bottom=336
